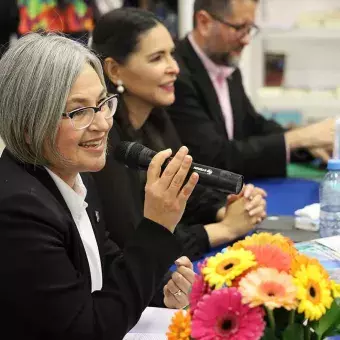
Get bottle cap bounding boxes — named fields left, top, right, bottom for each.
left=327, top=159, right=340, bottom=170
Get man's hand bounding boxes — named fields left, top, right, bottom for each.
left=308, top=146, right=332, bottom=164
left=285, top=117, right=337, bottom=150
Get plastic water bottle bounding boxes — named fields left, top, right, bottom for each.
left=319, top=159, right=340, bottom=238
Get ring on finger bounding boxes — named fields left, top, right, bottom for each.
left=173, top=289, right=183, bottom=297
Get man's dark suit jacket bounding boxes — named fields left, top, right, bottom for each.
left=0, top=149, right=181, bottom=340
left=167, top=37, right=291, bottom=179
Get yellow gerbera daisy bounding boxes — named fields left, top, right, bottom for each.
left=331, top=280, right=340, bottom=298
left=294, top=264, right=333, bottom=321
left=291, top=253, right=329, bottom=281
left=229, top=232, right=297, bottom=258
left=202, top=249, right=256, bottom=289
left=167, top=310, right=191, bottom=340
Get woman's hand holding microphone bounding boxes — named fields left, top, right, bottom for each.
left=143, top=146, right=199, bottom=233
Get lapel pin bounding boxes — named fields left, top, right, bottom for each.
left=95, top=211, right=100, bottom=223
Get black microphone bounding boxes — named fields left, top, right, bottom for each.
left=114, top=141, right=244, bottom=195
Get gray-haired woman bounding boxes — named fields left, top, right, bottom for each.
left=0, top=33, right=198, bottom=340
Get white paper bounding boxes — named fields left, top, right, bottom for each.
left=123, top=307, right=178, bottom=340
left=123, top=334, right=166, bottom=340
left=316, top=236, right=340, bottom=254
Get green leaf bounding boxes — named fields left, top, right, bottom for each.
left=323, top=319, right=340, bottom=338
left=261, top=327, right=280, bottom=340
left=313, top=298, right=340, bottom=338
left=282, top=324, right=304, bottom=340
left=323, top=328, right=340, bottom=338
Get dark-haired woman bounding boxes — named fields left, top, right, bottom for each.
left=91, top=7, right=267, bottom=301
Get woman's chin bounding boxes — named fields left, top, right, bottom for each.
left=83, top=157, right=107, bottom=173
left=156, top=96, right=175, bottom=108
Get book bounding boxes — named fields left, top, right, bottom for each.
left=264, top=52, right=286, bottom=87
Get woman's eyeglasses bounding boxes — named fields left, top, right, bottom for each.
left=62, top=94, right=118, bottom=130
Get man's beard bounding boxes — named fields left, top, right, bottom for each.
left=208, top=51, right=241, bottom=68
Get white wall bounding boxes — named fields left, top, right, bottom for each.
left=261, top=0, right=340, bottom=90
left=260, top=0, right=340, bottom=28
left=248, top=0, right=340, bottom=123
left=178, top=0, right=195, bottom=38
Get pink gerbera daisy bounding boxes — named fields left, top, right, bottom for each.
left=189, top=274, right=212, bottom=315
left=191, top=287, right=265, bottom=340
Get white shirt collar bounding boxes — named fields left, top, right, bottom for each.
left=45, top=168, right=88, bottom=222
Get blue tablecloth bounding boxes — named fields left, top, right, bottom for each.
left=171, top=178, right=321, bottom=272
left=251, top=178, right=320, bottom=216
left=185, top=178, right=320, bottom=270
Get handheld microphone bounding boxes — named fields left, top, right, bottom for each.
left=114, top=141, right=244, bottom=195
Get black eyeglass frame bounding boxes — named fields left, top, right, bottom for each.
left=62, top=94, right=118, bottom=130
left=208, top=12, right=260, bottom=38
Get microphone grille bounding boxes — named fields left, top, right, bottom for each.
left=114, top=141, right=144, bottom=168
left=219, top=170, right=244, bottom=195
left=235, top=176, right=244, bottom=195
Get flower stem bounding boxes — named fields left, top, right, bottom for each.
left=304, top=322, right=311, bottom=340
left=289, top=310, right=295, bottom=325
left=266, top=307, right=276, bottom=333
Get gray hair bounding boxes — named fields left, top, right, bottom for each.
left=0, top=33, right=105, bottom=165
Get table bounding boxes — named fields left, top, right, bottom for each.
left=176, top=168, right=340, bottom=339
left=251, top=177, right=320, bottom=216
left=287, top=162, right=326, bottom=181
left=184, top=177, right=320, bottom=269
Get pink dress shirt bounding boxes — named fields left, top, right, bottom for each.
left=187, top=34, right=290, bottom=161
left=188, top=33, right=235, bottom=140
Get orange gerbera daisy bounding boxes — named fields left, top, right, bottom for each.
left=232, top=267, right=255, bottom=288
left=229, top=232, right=297, bottom=258
left=245, top=244, right=292, bottom=272
left=239, top=268, right=298, bottom=310
left=291, top=254, right=329, bottom=282
left=167, top=310, right=191, bottom=340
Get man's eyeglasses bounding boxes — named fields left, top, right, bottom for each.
left=209, top=12, right=260, bottom=39
left=62, top=94, right=118, bottom=130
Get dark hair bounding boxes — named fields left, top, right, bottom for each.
left=92, top=8, right=162, bottom=65
left=193, top=0, right=258, bottom=27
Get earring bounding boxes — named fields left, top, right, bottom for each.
left=116, top=79, right=125, bottom=94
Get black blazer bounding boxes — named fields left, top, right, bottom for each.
left=0, top=149, right=182, bottom=340
left=167, top=37, right=291, bottom=179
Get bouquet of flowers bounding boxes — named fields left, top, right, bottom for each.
left=167, top=233, right=340, bottom=340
